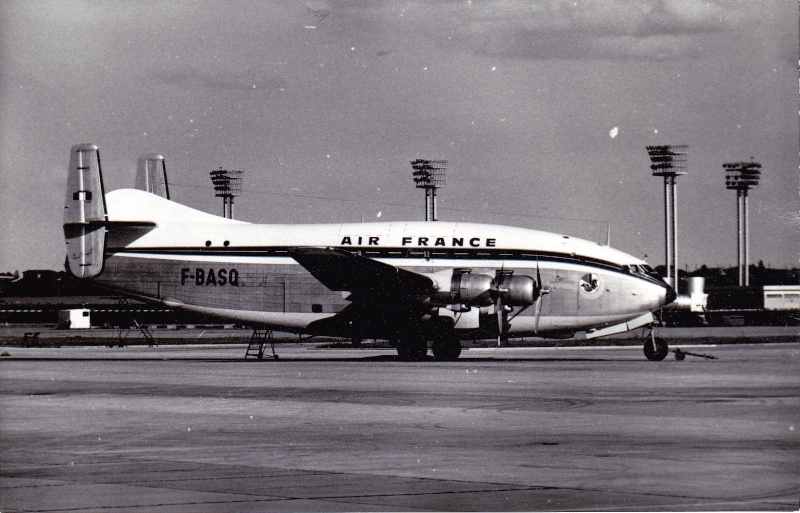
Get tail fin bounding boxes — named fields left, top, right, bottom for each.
left=64, top=144, right=107, bottom=278
left=135, top=154, right=170, bottom=199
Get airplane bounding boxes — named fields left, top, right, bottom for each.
left=63, top=143, right=677, bottom=361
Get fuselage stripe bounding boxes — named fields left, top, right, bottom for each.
left=107, top=246, right=667, bottom=287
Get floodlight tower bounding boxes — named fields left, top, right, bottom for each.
left=209, top=168, right=243, bottom=219
left=723, top=160, right=761, bottom=286
left=646, top=145, right=688, bottom=288
left=410, top=159, right=447, bottom=222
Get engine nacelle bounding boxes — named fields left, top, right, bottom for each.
left=494, top=274, right=536, bottom=306
left=424, top=269, right=537, bottom=309
left=425, top=269, right=493, bottom=307
left=454, top=271, right=494, bottom=307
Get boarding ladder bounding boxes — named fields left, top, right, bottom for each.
left=115, top=319, right=157, bottom=347
left=245, top=329, right=278, bottom=360
left=134, top=319, right=157, bottom=346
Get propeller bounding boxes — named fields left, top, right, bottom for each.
left=491, top=268, right=536, bottom=346
left=491, top=269, right=512, bottom=346
left=533, top=261, right=550, bottom=335
left=532, top=262, right=550, bottom=334
left=497, top=262, right=550, bottom=341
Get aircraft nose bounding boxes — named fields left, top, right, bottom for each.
left=664, top=285, right=677, bottom=306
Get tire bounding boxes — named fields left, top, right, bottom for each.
left=432, top=333, right=462, bottom=360
left=397, top=335, right=428, bottom=361
left=643, top=336, right=669, bottom=361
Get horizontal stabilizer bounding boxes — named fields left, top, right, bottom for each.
left=135, top=154, right=170, bottom=199
left=64, top=144, right=107, bottom=278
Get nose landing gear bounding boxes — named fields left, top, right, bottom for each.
left=642, top=326, right=669, bottom=361
left=641, top=326, right=718, bottom=361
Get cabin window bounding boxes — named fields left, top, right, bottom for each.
left=311, top=304, right=322, bottom=313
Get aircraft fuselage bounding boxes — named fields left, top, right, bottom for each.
left=96, top=189, right=669, bottom=340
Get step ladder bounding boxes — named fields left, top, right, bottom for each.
left=133, top=319, right=157, bottom=347
left=245, top=329, right=278, bottom=360
left=22, top=332, right=41, bottom=347
left=115, top=319, right=157, bottom=347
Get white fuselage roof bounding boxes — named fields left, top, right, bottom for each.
left=106, top=188, right=645, bottom=267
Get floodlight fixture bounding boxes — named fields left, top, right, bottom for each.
left=647, top=145, right=689, bottom=177
left=724, top=161, right=761, bottom=191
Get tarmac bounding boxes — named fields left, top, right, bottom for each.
left=0, top=332, right=798, bottom=511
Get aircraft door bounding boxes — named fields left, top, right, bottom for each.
left=546, top=270, right=578, bottom=326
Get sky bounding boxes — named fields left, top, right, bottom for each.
left=1, top=0, right=798, bottom=273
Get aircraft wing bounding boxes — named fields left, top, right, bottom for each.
left=289, top=247, right=434, bottom=298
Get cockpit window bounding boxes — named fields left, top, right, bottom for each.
left=625, top=263, right=661, bottom=279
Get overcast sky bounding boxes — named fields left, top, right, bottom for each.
left=1, top=0, right=797, bottom=273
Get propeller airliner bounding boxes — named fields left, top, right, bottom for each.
left=64, top=144, right=676, bottom=360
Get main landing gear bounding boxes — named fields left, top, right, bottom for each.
left=642, top=325, right=669, bottom=361
left=431, top=330, right=462, bottom=361
left=395, top=319, right=462, bottom=361
left=396, top=334, right=428, bottom=361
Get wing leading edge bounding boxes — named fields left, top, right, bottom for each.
left=289, top=247, right=434, bottom=298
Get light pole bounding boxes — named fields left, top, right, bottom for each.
left=723, top=160, right=761, bottom=286
left=411, top=159, right=447, bottom=222
left=210, top=168, right=243, bottom=219
left=646, top=145, right=688, bottom=288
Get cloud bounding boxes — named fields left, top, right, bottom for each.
left=423, top=0, right=746, bottom=60
left=153, top=65, right=288, bottom=93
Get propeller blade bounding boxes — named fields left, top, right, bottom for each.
left=536, top=260, right=542, bottom=290
left=496, top=295, right=504, bottom=346
left=533, top=295, right=543, bottom=334
left=533, top=260, right=547, bottom=334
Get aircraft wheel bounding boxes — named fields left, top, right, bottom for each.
left=643, top=336, right=669, bottom=361
left=432, top=332, right=461, bottom=360
left=674, top=349, right=686, bottom=361
left=397, top=335, right=428, bottom=361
